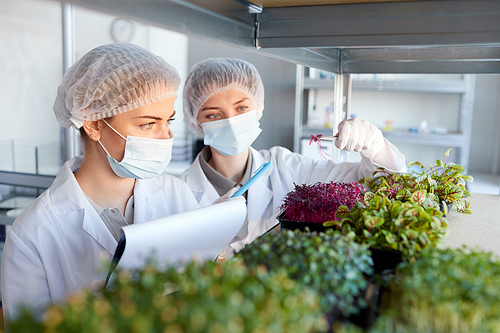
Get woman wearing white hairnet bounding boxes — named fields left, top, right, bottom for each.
left=1, top=43, right=213, bottom=320
left=180, top=58, right=406, bottom=259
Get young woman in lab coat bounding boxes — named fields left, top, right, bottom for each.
left=180, top=58, right=406, bottom=259
left=1, top=44, right=207, bottom=320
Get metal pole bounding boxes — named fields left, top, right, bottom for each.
left=61, top=3, right=77, bottom=164
left=35, top=146, right=39, bottom=175
left=333, top=71, right=351, bottom=162
left=293, top=65, right=304, bottom=153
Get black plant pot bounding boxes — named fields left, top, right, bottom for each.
left=369, top=247, right=403, bottom=275
left=277, top=212, right=332, bottom=233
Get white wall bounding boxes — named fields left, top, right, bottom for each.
left=310, top=73, right=500, bottom=176
left=469, top=75, right=500, bottom=174
left=0, top=1, right=190, bottom=176
left=0, top=0, right=62, bottom=174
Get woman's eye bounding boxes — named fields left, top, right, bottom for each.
left=167, top=118, right=175, bottom=124
left=208, top=113, right=220, bottom=119
left=141, top=122, right=154, bottom=129
left=237, top=106, right=248, bottom=112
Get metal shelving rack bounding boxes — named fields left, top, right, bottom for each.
left=58, top=0, right=500, bottom=167
left=296, top=73, right=476, bottom=170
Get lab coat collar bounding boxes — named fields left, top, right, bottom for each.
left=183, top=153, right=219, bottom=205
left=50, top=156, right=87, bottom=215
left=246, top=147, right=274, bottom=225
left=50, top=156, right=117, bottom=255
left=134, top=177, right=170, bottom=222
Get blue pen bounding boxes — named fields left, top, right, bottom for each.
left=231, top=162, right=273, bottom=197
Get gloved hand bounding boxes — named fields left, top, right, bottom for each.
left=217, top=245, right=231, bottom=263
left=335, top=118, right=384, bottom=159
left=212, top=186, right=240, bottom=205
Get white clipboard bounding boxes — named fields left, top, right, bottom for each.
left=105, top=196, right=247, bottom=286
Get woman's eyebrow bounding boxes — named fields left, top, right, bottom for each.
left=200, top=106, right=221, bottom=112
left=134, top=111, right=176, bottom=120
left=134, top=115, right=163, bottom=120
left=233, top=98, right=249, bottom=105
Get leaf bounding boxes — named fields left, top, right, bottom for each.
left=404, top=207, right=421, bottom=217
left=408, top=161, right=425, bottom=169
left=363, top=229, right=373, bottom=238
left=335, top=206, right=350, bottom=219
left=404, top=229, right=418, bottom=240
left=364, top=192, right=375, bottom=202
left=385, top=233, right=398, bottom=245
left=364, top=216, right=383, bottom=229
left=444, top=148, right=452, bottom=158
left=410, top=190, right=427, bottom=205
left=324, top=220, right=341, bottom=227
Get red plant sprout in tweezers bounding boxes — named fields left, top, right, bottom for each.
left=309, top=134, right=331, bottom=160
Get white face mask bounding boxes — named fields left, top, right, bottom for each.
left=98, top=119, right=173, bottom=179
left=201, top=110, right=262, bottom=156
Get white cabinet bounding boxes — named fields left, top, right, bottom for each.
left=295, top=69, right=476, bottom=171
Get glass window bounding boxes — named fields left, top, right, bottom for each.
left=0, top=0, right=63, bottom=177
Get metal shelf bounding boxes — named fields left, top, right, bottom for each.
left=63, top=0, right=500, bottom=74
left=302, top=127, right=465, bottom=148
left=296, top=74, right=476, bottom=170
left=305, top=78, right=469, bottom=93
left=382, top=132, right=465, bottom=148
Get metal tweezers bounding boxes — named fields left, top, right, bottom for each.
left=319, top=135, right=340, bottom=141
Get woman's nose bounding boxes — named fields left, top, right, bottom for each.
left=225, top=109, right=238, bottom=119
left=158, top=124, right=172, bottom=139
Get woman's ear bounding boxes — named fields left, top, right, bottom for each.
left=82, top=120, right=101, bottom=141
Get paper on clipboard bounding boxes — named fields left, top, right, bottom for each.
left=111, top=196, right=247, bottom=272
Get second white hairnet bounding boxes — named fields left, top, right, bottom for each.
left=53, top=43, right=181, bottom=129
left=183, top=58, right=265, bottom=137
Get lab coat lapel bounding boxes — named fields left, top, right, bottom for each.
left=81, top=200, right=117, bottom=255
left=51, top=157, right=117, bottom=256
left=184, top=154, right=220, bottom=206
left=246, top=148, right=273, bottom=225
left=134, top=177, right=171, bottom=222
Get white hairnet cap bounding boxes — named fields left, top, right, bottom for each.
left=53, top=43, right=180, bottom=129
left=183, top=58, right=265, bottom=136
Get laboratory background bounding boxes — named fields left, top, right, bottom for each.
left=1, top=0, right=500, bottom=323
left=2, top=0, right=500, bottom=238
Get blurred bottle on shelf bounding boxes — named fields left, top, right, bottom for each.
left=384, top=120, right=394, bottom=132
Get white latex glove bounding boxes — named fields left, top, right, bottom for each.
left=217, top=245, right=231, bottom=263
left=212, top=186, right=249, bottom=245
left=335, top=118, right=384, bottom=159
left=212, top=186, right=239, bottom=204
left=86, top=279, right=105, bottom=293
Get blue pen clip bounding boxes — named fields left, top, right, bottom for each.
left=231, top=162, right=273, bottom=197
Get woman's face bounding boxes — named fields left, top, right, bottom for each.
left=197, top=89, right=254, bottom=125
left=99, top=96, right=176, bottom=161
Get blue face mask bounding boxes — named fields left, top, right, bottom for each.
left=201, top=110, right=262, bottom=156
left=98, top=119, right=173, bottom=179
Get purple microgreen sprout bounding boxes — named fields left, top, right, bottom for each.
left=280, top=182, right=364, bottom=223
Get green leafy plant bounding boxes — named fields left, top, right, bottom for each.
left=370, top=247, right=500, bottom=333
left=7, top=260, right=327, bottom=333
left=326, top=192, right=449, bottom=259
left=360, top=148, right=473, bottom=214
left=235, top=228, right=374, bottom=319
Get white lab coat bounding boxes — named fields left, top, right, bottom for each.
left=179, top=142, right=405, bottom=254
left=1, top=156, right=200, bottom=320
